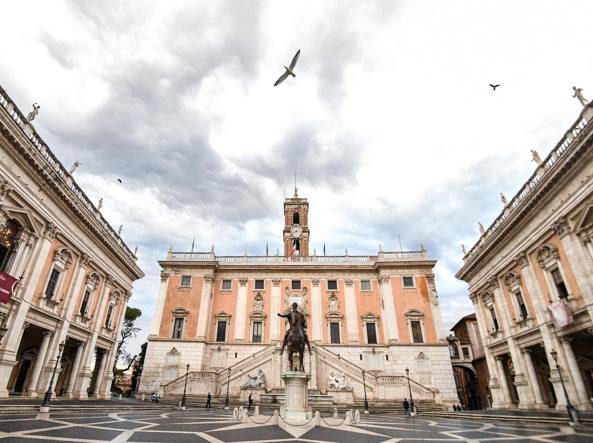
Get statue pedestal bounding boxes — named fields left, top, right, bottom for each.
left=281, top=371, right=311, bottom=423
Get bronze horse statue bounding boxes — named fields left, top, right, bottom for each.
left=278, top=302, right=312, bottom=372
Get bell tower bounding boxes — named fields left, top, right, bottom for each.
left=283, top=188, right=309, bottom=256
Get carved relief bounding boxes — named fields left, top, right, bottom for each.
left=53, top=248, right=73, bottom=268
left=312, top=278, right=320, bottom=287
left=204, top=274, right=215, bottom=283
left=536, top=244, right=560, bottom=267
left=345, top=279, right=353, bottom=287
left=86, top=272, right=100, bottom=289
left=45, top=222, right=59, bottom=240
left=253, top=292, right=264, bottom=312
left=503, top=271, right=521, bottom=289
left=551, top=217, right=571, bottom=237
left=328, top=293, right=339, bottom=313
left=239, top=278, right=248, bottom=287
left=272, top=278, right=281, bottom=287
left=515, top=252, right=529, bottom=268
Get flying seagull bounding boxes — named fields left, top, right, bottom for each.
left=116, top=178, right=122, bottom=184
left=274, top=49, right=300, bottom=86
left=489, top=84, right=500, bottom=91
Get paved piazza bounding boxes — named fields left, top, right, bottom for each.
left=1, top=409, right=592, bottom=443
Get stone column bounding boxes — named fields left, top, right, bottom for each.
left=379, top=276, right=399, bottom=344
left=522, top=349, right=545, bottom=408
left=490, top=278, right=533, bottom=408
left=560, top=338, right=592, bottom=409
left=75, top=336, right=97, bottom=399
left=310, top=279, right=322, bottom=343
left=553, top=219, right=593, bottom=306
left=26, top=331, right=52, bottom=397
left=149, top=271, right=170, bottom=336
left=425, top=273, right=446, bottom=341
left=196, top=275, right=214, bottom=340
left=343, top=279, right=359, bottom=343
left=495, top=357, right=512, bottom=407
left=64, top=342, right=84, bottom=398
left=234, top=278, right=248, bottom=342
left=99, top=293, right=130, bottom=398
left=8, top=230, right=32, bottom=277
left=270, top=279, right=281, bottom=343
left=470, top=293, right=504, bottom=408
left=91, top=350, right=107, bottom=396
left=0, top=234, right=53, bottom=397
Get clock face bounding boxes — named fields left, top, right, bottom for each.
left=290, top=224, right=303, bottom=238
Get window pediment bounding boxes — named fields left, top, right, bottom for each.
left=405, top=309, right=424, bottom=319
left=504, top=271, right=521, bottom=289
left=536, top=244, right=560, bottom=268
left=171, top=307, right=189, bottom=317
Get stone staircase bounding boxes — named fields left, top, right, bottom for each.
left=260, top=388, right=334, bottom=407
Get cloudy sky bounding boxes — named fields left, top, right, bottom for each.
left=2, top=0, right=592, bottom=356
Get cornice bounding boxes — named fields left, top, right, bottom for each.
left=0, top=86, right=143, bottom=280
left=458, top=105, right=593, bottom=281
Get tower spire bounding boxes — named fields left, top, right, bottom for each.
left=294, top=172, right=298, bottom=197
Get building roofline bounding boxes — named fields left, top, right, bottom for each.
left=0, top=85, right=144, bottom=280
left=457, top=103, right=593, bottom=281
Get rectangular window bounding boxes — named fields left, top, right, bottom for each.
left=366, top=323, right=377, bottom=344
left=410, top=320, right=424, bottom=343
left=489, top=307, right=499, bottom=332
left=462, top=346, right=470, bottom=359
left=361, top=280, right=371, bottom=291
left=402, top=276, right=415, bottom=288
left=514, top=290, right=528, bottom=320
left=180, top=275, right=192, bottom=287
left=222, top=280, right=232, bottom=290
left=79, top=290, right=91, bottom=316
left=292, top=280, right=301, bottom=290
left=551, top=269, right=569, bottom=299
left=252, top=321, right=262, bottom=343
left=216, top=321, right=227, bottom=342
left=172, top=318, right=184, bottom=339
left=330, top=322, right=341, bottom=344
left=45, top=269, right=60, bottom=299
left=254, top=279, right=265, bottom=290
left=104, top=304, right=114, bottom=329
left=327, top=280, right=338, bottom=290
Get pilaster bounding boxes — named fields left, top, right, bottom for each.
left=343, top=279, right=359, bottom=343
left=234, top=278, right=248, bottom=342
left=196, top=275, right=214, bottom=340
left=310, top=279, right=322, bottom=343
left=379, top=276, right=398, bottom=344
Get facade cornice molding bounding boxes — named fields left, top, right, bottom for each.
left=458, top=104, right=593, bottom=282
left=0, top=86, right=143, bottom=280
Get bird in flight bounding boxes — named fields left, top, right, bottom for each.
left=116, top=178, right=122, bottom=184
left=274, top=50, right=300, bottom=87
left=489, top=84, right=501, bottom=91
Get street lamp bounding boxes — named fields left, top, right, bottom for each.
left=362, top=369, right=369, bottom=413
left=550, top=350, right=579, bottom=424
left=405, top=367, right=414, bottom=415
left=224, top=368, right=231, bottom=409
left=40, top=341, right=65, bottom=413
left=180, top=363, right=190, bottom=410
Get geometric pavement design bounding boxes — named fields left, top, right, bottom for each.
left=1, top=409, right=593, bottom=442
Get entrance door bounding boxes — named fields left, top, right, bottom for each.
left=13, top=360, right=31, bottom=393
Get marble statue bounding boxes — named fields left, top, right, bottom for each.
left=328, top=294, right=339, bottom=312
left=328, top=370, right=351, bottom=390
left=573, top=86, right=589, bottom=106
left=278, top=302, right=311, bottom=371
left=531, top=149, right=542, bottom=164
left=241, top=368, right=266, bottom=389
left=26, top=103, right=40, bottom=122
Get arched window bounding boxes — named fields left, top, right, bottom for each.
left=0, top=219, right=20, bottom=271
left=293, top=212, right=300, bottom=225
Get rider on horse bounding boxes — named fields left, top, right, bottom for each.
left=278, top=302, right=312, bottom=355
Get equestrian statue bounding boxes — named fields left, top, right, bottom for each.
left=278, top=302, right=312, bottom=371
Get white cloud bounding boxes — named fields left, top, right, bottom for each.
left=2, top=0, right=592, bottom=353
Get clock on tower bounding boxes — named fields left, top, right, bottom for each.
left=283, top=190, right=309, bottom=256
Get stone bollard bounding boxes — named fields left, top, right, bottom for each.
left=333, top=407, right=338, bottom=418
left=119, top=394, right=122, bottom=400
left=354, top=409, right=361, bottom=424
left=233, top=407, right=239, bottom=421
left=272, top=410, right=279, bottom=426
left=254, top=405, right=260, bottom=416
left=314, top=411, right=321, bottom=427
left=345, top=410, right=352, bottom=425
left=141, top=394, right=145, bottom=401
left=242, top=409, right=249, bottom=422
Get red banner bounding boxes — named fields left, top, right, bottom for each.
left=0, top=271, right=18, bottom=303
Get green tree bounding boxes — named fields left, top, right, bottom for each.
left=114, top=306, right=142, bottom=369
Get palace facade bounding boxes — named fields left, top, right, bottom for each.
left=139, top=192, right=458, bottom=407
left=457, top=100, right=593, bottom=411
left=0, top=85, right=144, bottom=398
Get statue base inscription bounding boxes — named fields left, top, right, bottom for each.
left=281, top=371, right=311, bottom=423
